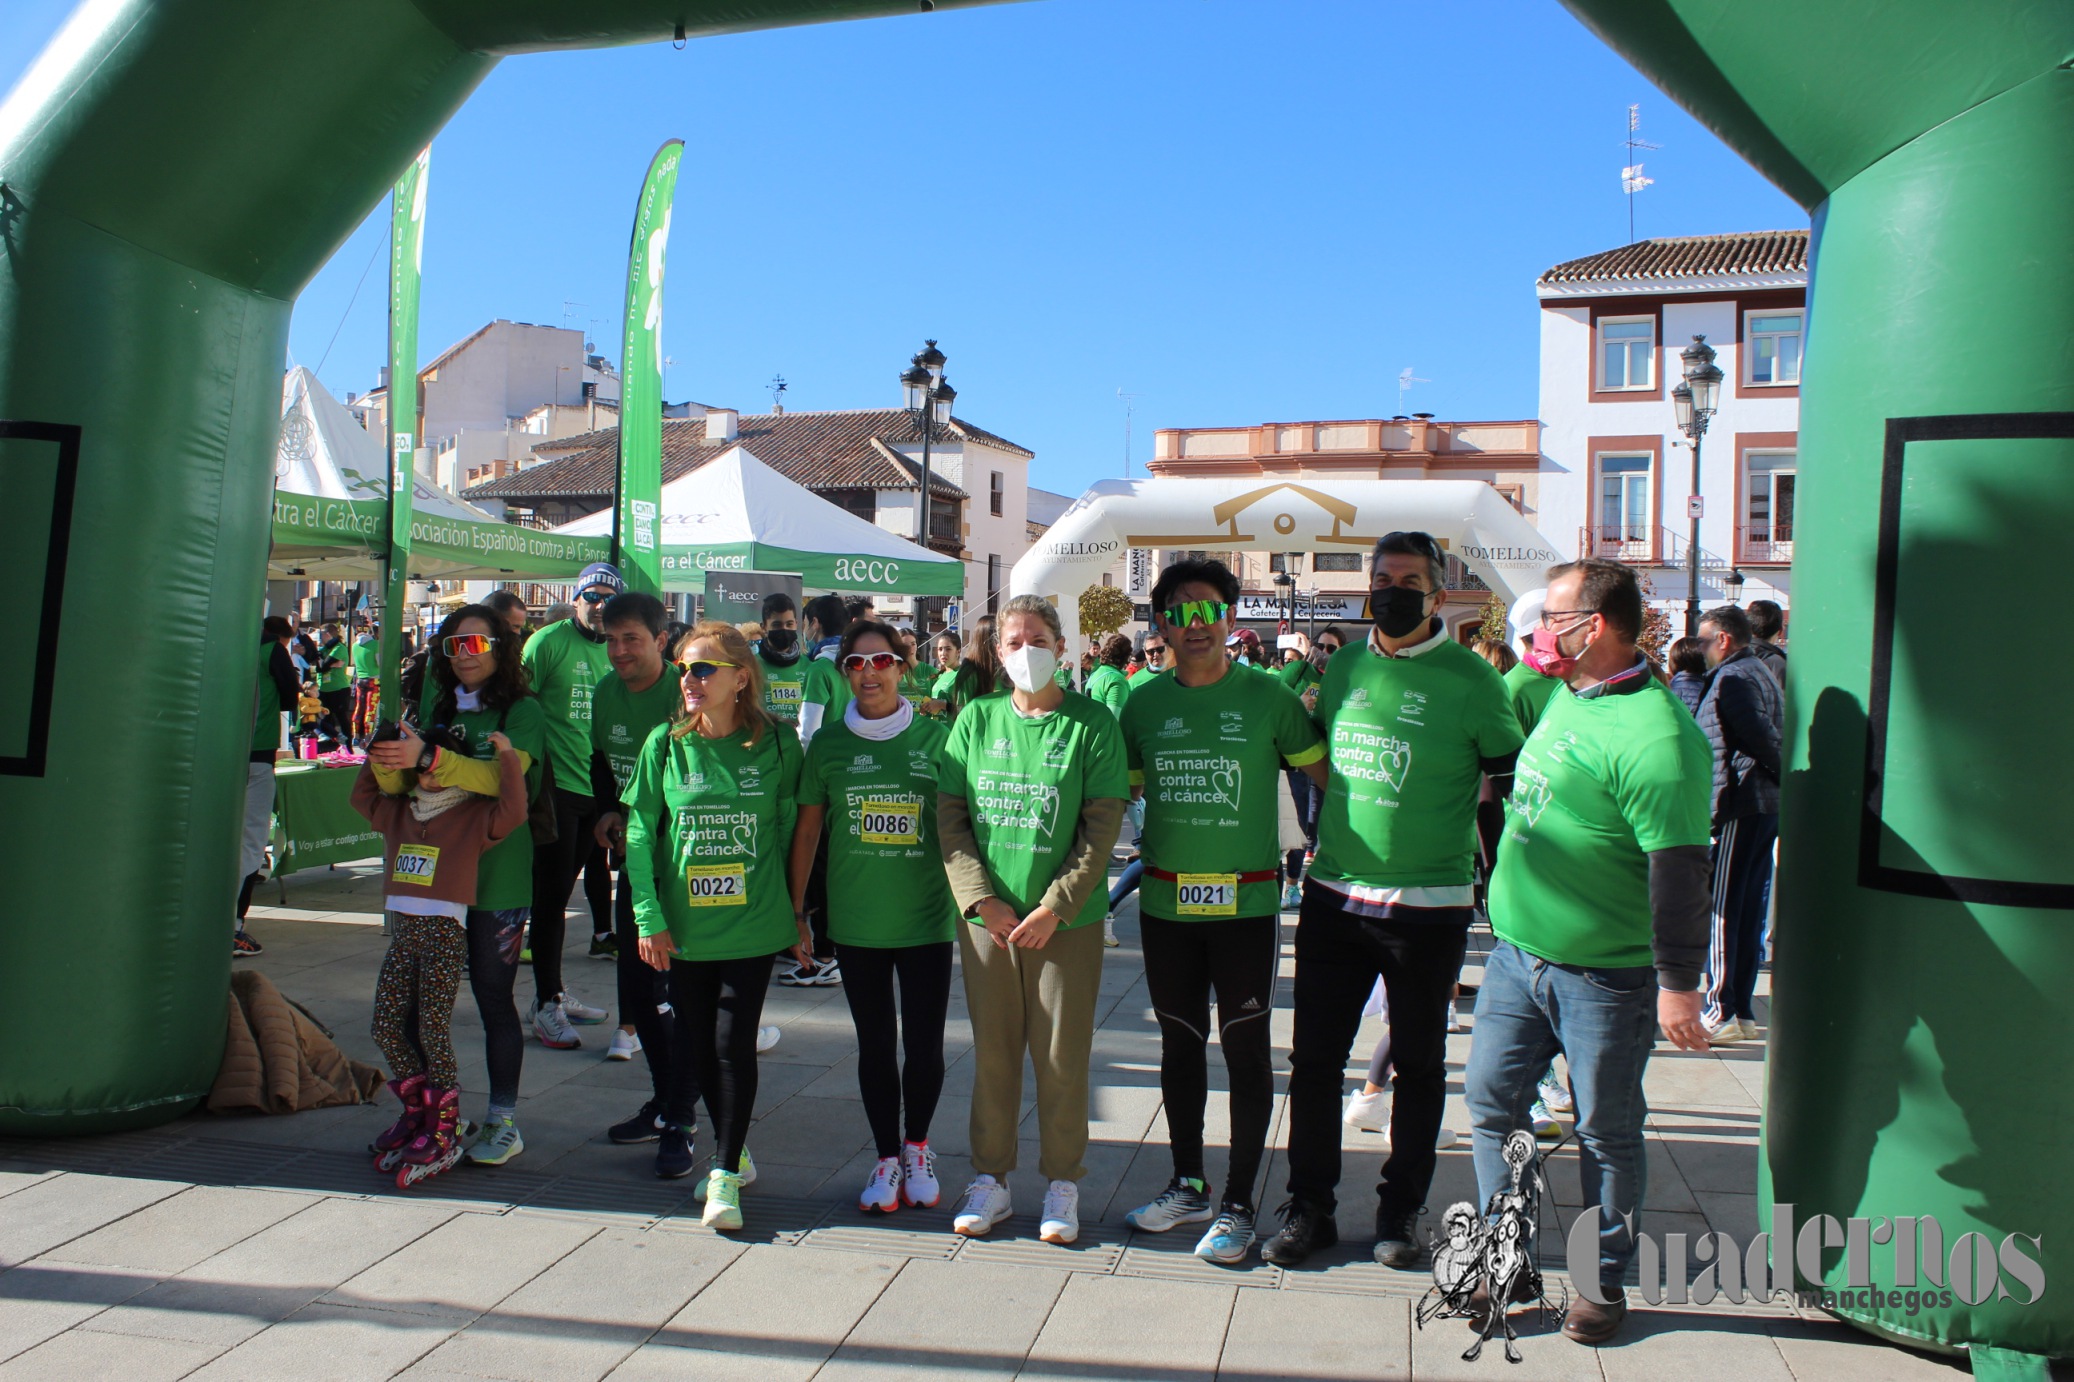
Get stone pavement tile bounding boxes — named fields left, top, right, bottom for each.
left=413, top=1226, right=742, bottom=1381
left=653, top=1243, right=899, bottom=1365
left=1694, top=1189, right=1763, bottom=1239
left=1657, top=1130, right=1760, bottom=1197
left=1089, top=1081, right=1165, bottom=1146
left=1646, top=1052, right=1761, bottom=1109
left=792, top=1051, right=865, bottom=1102
left=604, top=1343, right=817, bottom=1381
left=0, top=1170, right=56, bottom=1201
left=0, top=1263, right=159, bottom=1364
left=41, top=1185, right=317, bottom=1275
left=0, top=1174, right=188, bottom=1269
left=84, top=1196, right=457, bottom=1348
left=744, top=1094, right=874, bottom=1167
left=0, top=1325, right=220, bottom=1381
left=1022, top=1273, right=1234, bottom=1380
left=741, top=1054, right=836, bottom=1107
left=816, top=1257, right=1068, bottom=1381
left=1545, top=1140, right=1703, bottom=1214
left=1410, top=1298, right=1601, bottom=1380
left=1598, top=1308, right=1791, bottom=1380
left=1767, top=1316, right=1971, bottom=1379
left=185, top=1301, right=458, bottom=1382
left=324, top=1208, right=599, bottom=1322
left=1215, top=1286, right=1410, bottom=1380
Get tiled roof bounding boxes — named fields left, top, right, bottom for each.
left=462, top=406, right=1025, bottom=502
left=1538, top=230, right=1808, bottom=287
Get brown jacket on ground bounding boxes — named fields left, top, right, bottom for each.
left=209, top=970, right=384, bottom=1114
left=350, top=749, right=527, bottom=910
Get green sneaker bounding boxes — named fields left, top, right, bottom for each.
left=466, top=1117, right=524, bottom=1166
left=701, top=1169, right=744, bottom=1230
left=692, top=1146, right=756, bottom=1201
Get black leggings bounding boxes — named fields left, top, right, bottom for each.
left=665, top=953, right=776, bottom=1166
left=528, top=786, right=599, bottom=1002
left=835, top=941, right=953, bottom=1159
left=613, top=866, right=676, bottom=1108
left=1139, top=912, right=1280, bottom=1209
left=465, top=906, right=529, bottom=1109
left=582, top=846, right=614, bottom=940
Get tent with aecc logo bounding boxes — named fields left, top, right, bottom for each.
left=551, top=444, right=963, bottom=596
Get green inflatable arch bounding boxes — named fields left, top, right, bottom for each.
left=1, top=0, right=2067, bottom=1364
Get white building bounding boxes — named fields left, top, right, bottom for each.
left=1536, top=229, right=1806, bottom=623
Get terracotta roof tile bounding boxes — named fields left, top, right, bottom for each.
left=1538, top=230, right=1808, bottom=287
left=462, top=406, right=1027, bottom=502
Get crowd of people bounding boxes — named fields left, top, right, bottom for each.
left=244, top=535, right=1786, bottom=1346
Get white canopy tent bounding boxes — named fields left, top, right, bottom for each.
left=552, top=444, right=964, bottom=596
left=1010, top=475, right=1564, bottom=661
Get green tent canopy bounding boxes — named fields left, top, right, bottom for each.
left=551, top=443, right=964, bottom=596
left=271, top=367, right=611, bottom=581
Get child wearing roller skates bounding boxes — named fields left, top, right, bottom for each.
left=353, top=725, right=528, bottom=1188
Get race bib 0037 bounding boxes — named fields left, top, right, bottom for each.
left=1175, top=872, right=1238, bottom=917
left=392, top=843, right=439, bottom=886
left=684, top=863, right=748, bottom=907
left=859, top=798, right=921, bottom=846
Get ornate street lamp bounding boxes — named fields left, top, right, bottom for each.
left=900, top=343, right=957, bottom=590
left=1674, top=334, right=1724, bottom=636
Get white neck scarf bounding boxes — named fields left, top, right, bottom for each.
left=844, top=697, right=914, bottom=742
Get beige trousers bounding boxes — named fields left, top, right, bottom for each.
left=957, top=917, right=1106, bottom=1182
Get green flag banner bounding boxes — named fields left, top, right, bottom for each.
left=614, top=139, right=682, bottom=597
left=379, top=146, right=429, bottom=721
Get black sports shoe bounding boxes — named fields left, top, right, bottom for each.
left=609, top=1100, right=666, bottom=1145
left=588, top=934, right=619, bottom=961
left=1260, top=1200, right=1339, bottom=1266
left=1372, top=1202, right=1425, bottom=1269
left=655, top=1124, right=695, bottom=1179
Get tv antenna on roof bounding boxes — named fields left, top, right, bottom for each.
left=1621, top=104, right=1660, bottom=244
left=1397, top=367, right=1430, bottom=416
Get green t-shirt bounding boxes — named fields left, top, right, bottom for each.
left=803, top=653, right=852, bottom=725
left=624, top=720, right=802, bottom=962
left=1276, top=658, right=1322, bottom=696
left=592, top=664, right=686, bottom=800
left=1127, top=667, right=1162, bottom=692
left=931, top=666, right=959, bottom=703
left=316, top=644, right=351, bottom=694
left=1120, top=667, right=1325, bottom=922
left=798, top=714, right=957, bottom=948
left=1311, top=637, right=1525, bottom=890
left=432, top=692, right=548, bottom=911
left=1503, top=660, right=1561, bottom=739
left=522, top=619, right=613, bottom=797
left=937, top=691, right=1130, bottom=930
left=351, top=636, right=378, bottom=679
left=757, top=648, right=809, bottom=723
left=1491, top=673, right=1713, bottom=969
left=1085, top=664, right=1130, bottom=720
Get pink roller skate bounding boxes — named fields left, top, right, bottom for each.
left=370, top=1073, right=426, bottom=1173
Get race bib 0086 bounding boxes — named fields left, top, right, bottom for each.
left=859, top=798, right=921, bottom=846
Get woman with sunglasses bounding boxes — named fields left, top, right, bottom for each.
left=623, top=621, right=808, bottom=1228
left=371, top=606, right=547, bottom=1168
left=938, top=594, right=1130, bottom=1246
left=787, top=620, right=957, bottom=1214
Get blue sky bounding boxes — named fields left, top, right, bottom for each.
left=1, top=0, right=1802, bottom=498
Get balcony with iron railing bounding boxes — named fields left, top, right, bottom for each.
left=1579, top=525, right=1745, bottom=573
left=1736, top=524, right=1794, bottom=565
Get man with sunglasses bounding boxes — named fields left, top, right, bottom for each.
left=1128, top=633, right=1168, bottom=689
left=1119, top=559, right=1327, bottom=1264
left=1265, top=531, right=1524, bottom=1272
left=518, top=560, right=624, bottom=1049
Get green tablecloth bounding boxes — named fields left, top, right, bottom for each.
left=272, top=763, right=381, bottom=873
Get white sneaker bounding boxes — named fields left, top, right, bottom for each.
left=1039, top=1180, right=1080, bottom=1245
left=466, top=1117, right=524, bottom=1166
left=952, top=1175, right=1013, bottom=1237
left=1280, top=882, right=1302, bottom=911
left=860, top=1156, right=902, bottom=1214
left=606, top=1028, right=640, bottom=1061
left=1445, top=1000, right=1461, bottom=1032
left=559, top=989, right=607, bottom=1025
left=1737, top=1018, right=1763, bottom=1042
left=1125, top=1177, right=1214, bottom=1232
left=901, top=1142, right=940, bottom=1208
left=755, top=1025, right=781, bottom=1053
left=1703, top=1015, right=1746, bottom=1043
left=1537, top=1070, right=1574, bottom=1115
left=1381, top=1125, right=1459, bottom=1151
left=691, top=1146, right=758, bottom=1201
left=1343, top=1088, right=1388, bottom=1132
left=1103, top=915, right=1120, bottom=947
left=531, top=998, right=581, bottom=1049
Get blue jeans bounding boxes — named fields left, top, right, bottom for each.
left=1463, top=940, right=1657, bottom=1292
left=1108, top=858, right=1144, bottom=911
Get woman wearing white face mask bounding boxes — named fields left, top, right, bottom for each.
left=936, top=594, right=1130, bottom=1246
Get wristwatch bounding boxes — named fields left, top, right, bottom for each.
left=416, top=743, right=438, bottom=772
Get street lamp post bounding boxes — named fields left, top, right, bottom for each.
left=1671, top=334, right=1724, bottom=637
left=900, top=341, right=955, bottom=631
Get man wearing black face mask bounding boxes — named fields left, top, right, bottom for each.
left=755, top=592, right=809, bottom=723
left=1264, top=532, right=1524, bottom=1272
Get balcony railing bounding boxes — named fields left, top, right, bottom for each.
left=1579, top=524, right=1662, bottom=564
left=1737, top=525, right=1794, bottom=565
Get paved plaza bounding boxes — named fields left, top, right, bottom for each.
left=0, top=861, right=2017, bottom=1380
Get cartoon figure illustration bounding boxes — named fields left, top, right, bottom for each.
left=1416, top=1127, right=1569, bottom=1364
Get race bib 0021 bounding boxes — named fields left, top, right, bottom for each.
left=859, top=798, right=921, bottom=846
left=684, top=863, right=748, bottom=907
left=392, top=843, right=439, bottom=887
left=1174, top=872, right=1239, bottom=917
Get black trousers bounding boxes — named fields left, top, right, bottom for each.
left=613, top=865, right=675, bottom=1108
left=528, top=786, right=599, bottom=1002
left=665, top=953, right=776, bottom=1166
left=1140, top=912, right=1279, bottom=1209
left=464, top=906, right=529, bottom=1109
left=835, top=941, right=954, bottom=1158
left=1285, top=883, right=1466, bottom=1215
left=582, top=847, right=614, bottom=940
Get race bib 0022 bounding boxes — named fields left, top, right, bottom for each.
left=1174, top=872, right=1239, bottom=917
left=859, top=798, right=921, bottom=846
left=684, top=863, right=748, bottom=907
left=392, top=843, right=439, bottom=887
